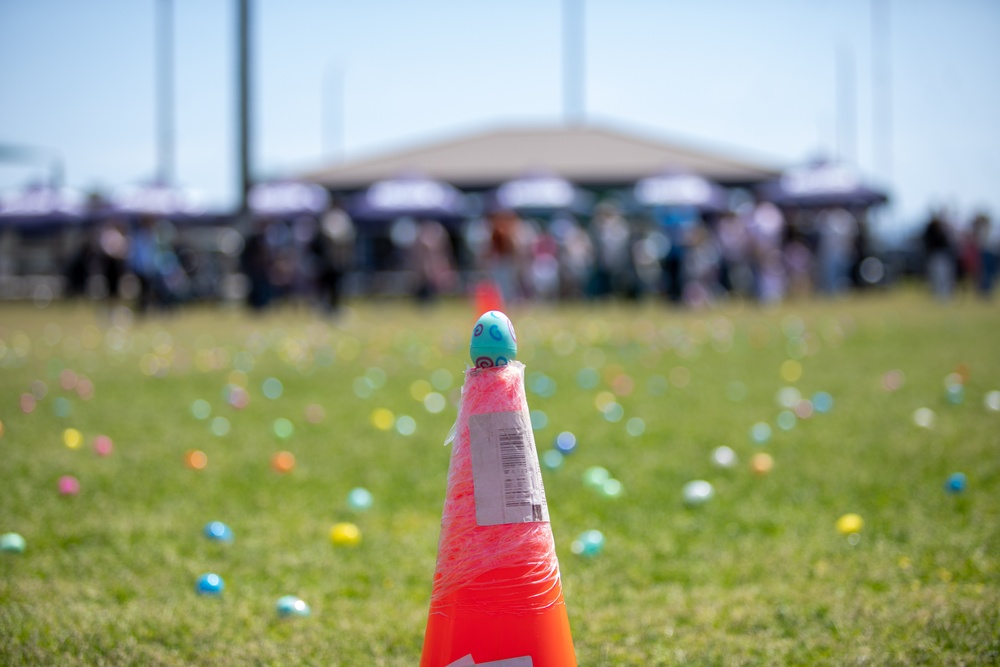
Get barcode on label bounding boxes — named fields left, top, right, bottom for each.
left=469, top=411, right=550, bottom=526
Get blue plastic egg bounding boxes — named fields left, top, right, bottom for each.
left=196, top=573, right=224, bottom=595
left=945, top=472, right=967, bottom=494
left=554, top=431, right=577, bottom=454
left=203, top=521, right=234, bottom=542
left=469, top=311, right=517, bottom=368
left=812, top=391, right=834, bottom=413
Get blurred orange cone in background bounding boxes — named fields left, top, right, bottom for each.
left=420, top=312, right=576, bottom=667
left=472, top=281, right=505, bottom=318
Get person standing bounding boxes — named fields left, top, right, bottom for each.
left=748, top=201, right=786, bottom=304
left=241, top=217, right=274, bottom=311
left=128, top=215, right=161, bottom=312
left=970, top=212, right=996, bottom=298
left=816, top=207, right=858, bottom=295
left=312, top=203, right=355, bottom=313
left=591, top=201, right=634, bottom=299
left=485, top=209, right=524, bottom=304
left=409, top=219, right=456, bottom=304
left=922, top=210, right=957, bottom=301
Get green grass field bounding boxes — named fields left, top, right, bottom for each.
left=1, top=290, right=999, bottom=666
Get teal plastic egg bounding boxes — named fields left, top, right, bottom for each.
left=347, top=487, right=373, bottom=512
left=276, top=595, right=311, bottom=617
left=571, top=529, right=605, bottom=557
left=469, top=311, right=517, bottom=368
left=0, top=532, right=26, bottom=554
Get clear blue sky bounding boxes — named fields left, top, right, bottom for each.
left=1, top=0, right=998, bottom=235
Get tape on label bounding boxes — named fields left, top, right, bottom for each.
left=469, top=410, right=549, bottom=526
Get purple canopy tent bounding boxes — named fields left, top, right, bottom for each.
left=0, top=186, right=91, bottom=283
left=490, top=173, right=594, bottom=215
left=0, top=185, right=87, bottom=234
left=632, top=172, right=730, bottom=213
left=350, top=174, right=467, bottom=222
left=249, top=181, right=330, bottom=216
left=110, top=183, right=206, bottom=219
left=757, top=161, right=889, bottom=209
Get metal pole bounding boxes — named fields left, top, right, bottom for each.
left=156, top=0, right=174, bottom=186
left=562, top=0, right=585, bottom=125
left=237, top=0, right=252, bottom=229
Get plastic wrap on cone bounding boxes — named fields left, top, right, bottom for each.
left=421, top=362, right=576, bottom=667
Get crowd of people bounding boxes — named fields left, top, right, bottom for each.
left=465, top=201, right=996, bottom=307
left=60, top=199, right=996, bottom=314
left=923, top=209, right=997, bottom=301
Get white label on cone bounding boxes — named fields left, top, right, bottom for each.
left=469, top=410, right=549, bottom=526
left=446, top=656, right=533, bottom=667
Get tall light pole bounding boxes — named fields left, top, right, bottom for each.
left=562, top=0, right=585, bottom=125
left=237, top=0, right=252, bottom=229
left=156, top=0, right=174, bottom=186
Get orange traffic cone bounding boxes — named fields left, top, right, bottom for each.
left=472, top=281, right=505, bottom=318
left=420, top=312, right=576, bottom=667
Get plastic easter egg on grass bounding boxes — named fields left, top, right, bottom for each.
left=0, top=532, right=26, bottom=554
left=63, top=428, right=82, bottom=449
left=276, top=595, right=311, bottom=618
left=750, top=452, right=773, bottom=475
left=304, top=403, right=325, bottom=424
left=912, top=408, right=936, bottom=429
left=53, top=397, right=72, bottom=418
left=347, top=487, right=373, bottom=512
left=469, top=310, right=517, bottom=368
left=196, top=573, right=224, bottom=595
left=203, top=521, right=234, bottom=542
left=582, top=466, right=610, bottom=488
left=184, top=450, right=208, bottom=470
left=329, top=522, right=362, bottom=547
left=812, top=391, right=834, bottom=413
left=571, top=529, right=605, bottom=557
left=93, top=435, right=113, bottom=457
left=542, top=449, right=564, bottom=470
left=711, top=446, right=737, bottom=469
left=58, top=475, right=80, bottom=496
left=272, top=418, right=294, bottom=440
left=682, top=480, right=714, bottom=507
left=750, top=422, right=771, bottom=445
left=945, top=472, right=967, bottom=494
left=271, top=451, right=295, bottom=473
left=601, top=478, right=624, bottom=498
left=836, top=513, right=864, bottom=535
left=554, top=431, right=577, bottom=455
